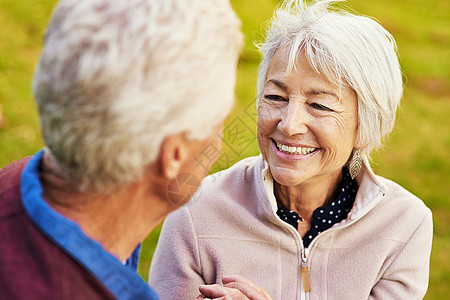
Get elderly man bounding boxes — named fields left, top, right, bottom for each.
left=0, top=0, right=242, bottom=299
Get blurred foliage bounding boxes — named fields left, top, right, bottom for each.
left=0, top=0, right=448, bottom=298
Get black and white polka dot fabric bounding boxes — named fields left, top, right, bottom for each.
left=276, top=167, right=358, bottom=248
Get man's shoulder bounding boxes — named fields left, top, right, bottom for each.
left=0, top=208, right=116, bottom=299
left=0, top=156, right=32, bottom=190
left=0, top=156, right=117, bottom=300
left=0, top=156, right=32, bottom=219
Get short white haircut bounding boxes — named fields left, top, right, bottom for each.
left=33, top=0, right=242, bottom=192
left=257, top=0, right=403, bottom=157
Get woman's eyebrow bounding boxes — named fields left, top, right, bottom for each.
left=306, top=88, right=340, bottom=101
left=265, top=79, right=288, bottom=91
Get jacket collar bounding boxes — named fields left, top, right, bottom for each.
left=256, top=155, right=387, bottom=224
left=347, top=156, right=386, bottom=221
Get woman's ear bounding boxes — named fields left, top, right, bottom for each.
left=354, top=135, right=370, bottom=150
left=158, top=133, right=188, bottom=179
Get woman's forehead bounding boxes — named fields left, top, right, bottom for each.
left=268, top=45, right=354, bottom=93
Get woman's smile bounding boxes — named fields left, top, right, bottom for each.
left=271, top=139, right=320, bottom=161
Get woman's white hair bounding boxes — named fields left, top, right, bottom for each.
left=257, top=0, right=403, bottom=158
left=33, top=0, right=242, bottom=192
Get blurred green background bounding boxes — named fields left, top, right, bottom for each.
left=0, top=0, right=448, bottom=298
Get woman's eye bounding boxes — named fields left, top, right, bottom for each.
left=311, top=102, right=333, bottom=111
left=264, top=95, right=286, bottom=102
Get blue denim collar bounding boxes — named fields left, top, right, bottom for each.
left=21, top=150, right=157, bottom=299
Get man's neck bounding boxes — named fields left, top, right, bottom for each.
left=40, top=156, right=174, bottom=262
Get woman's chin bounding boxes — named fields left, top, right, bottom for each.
left=270, top=166, right=309, bottom=187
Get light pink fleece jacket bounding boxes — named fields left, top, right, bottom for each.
left=149, top=155, right=433, bottom=300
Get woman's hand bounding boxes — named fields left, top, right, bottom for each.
left=195, top=275, right=273, bottom=300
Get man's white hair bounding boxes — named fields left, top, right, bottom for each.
left=257, top=0, right=403, bottom=158
left=33, top=0, right=242, bottom=192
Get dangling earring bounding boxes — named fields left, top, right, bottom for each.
left=349, top=149, right=362, bottom=179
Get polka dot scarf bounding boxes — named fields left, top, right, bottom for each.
left=276, top=167, right=358, bottom=248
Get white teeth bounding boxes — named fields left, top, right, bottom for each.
left=276, top=142, right=316, bottom=155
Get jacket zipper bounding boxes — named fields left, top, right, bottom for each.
left=300, top=247, right=311, bottom=300
left=301, top=248, right=311, bottom=292
left=297, top=190, right=385, bottom=299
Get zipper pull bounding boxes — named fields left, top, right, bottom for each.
left=301, top=248, right=311, bottom=292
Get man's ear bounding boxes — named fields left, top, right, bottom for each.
left=158, top=133, right=188, bottom=179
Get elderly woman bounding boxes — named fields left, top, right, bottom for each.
left=0, top=0, right=242, bottom=299
left=149, top=0, right=433, bottom=299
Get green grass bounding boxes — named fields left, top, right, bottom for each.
left=1, top=0, right=448, bottom=298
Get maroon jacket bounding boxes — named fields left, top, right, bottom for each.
left=0, top=158, right=115, bottom=300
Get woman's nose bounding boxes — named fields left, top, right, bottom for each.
left=277, top=102, right=308, bottom=136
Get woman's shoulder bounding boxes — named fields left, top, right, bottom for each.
left=200, top=155, right=264, bottom=192
left=368, top=176, right=433, bottom=237
left=359, top=162, right=430, bottom=218
left=210, top=155, right=262, bottom=177
left=175, top=155, right=267, bottom=218
left=377, top=175, right=430, bottom=213
left=352, top=172, right=432, bottom=245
